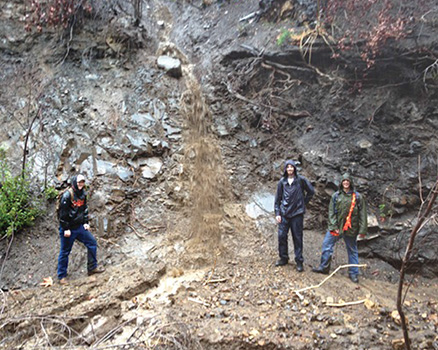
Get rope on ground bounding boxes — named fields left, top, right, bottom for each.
left=293, top=264, right=367, bottom=295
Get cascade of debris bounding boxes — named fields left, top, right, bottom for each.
left=180, top=78, right=229, bottom=259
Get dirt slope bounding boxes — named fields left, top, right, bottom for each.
left=2, top=224, right=438, bottom=349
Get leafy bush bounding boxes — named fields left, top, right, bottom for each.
left=277, top=0, right=433, bottom=69
left=323, top=0, right=411, bottom=68
left=0, top=154, right=42, bottom=237
left=44, top=186, right=59, bottom=201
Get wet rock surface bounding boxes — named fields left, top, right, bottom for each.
left=0, top=0, right=438, bottom=349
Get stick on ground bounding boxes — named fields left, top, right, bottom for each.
left=326, top=299, right=367, bottom=307
left=293, top=264, right=367, bottom=294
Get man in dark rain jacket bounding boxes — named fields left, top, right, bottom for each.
left=57, top=174, right=104, bottom=285
left=312, top=173, right=367, bottom=283
left=274, top=160, right=314, bottom=271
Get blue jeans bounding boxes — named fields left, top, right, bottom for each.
left=57, top=225, right=98, bottom=279
left=278, top=215, right=304, bottom=263
left=318, top=231, right=359, bottom=276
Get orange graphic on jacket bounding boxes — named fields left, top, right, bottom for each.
left=72, top=198, right=85, bottom=208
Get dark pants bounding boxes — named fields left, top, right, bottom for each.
left=57, top=225, right=98, bottom=280
left=278, top=214, right=304, bottom=263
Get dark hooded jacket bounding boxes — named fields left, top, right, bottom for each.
left=59, top=175, right=89, bottom=230
left=328, top=173, right=367, bottom=237
left=274, top=160, right=314, bottom=218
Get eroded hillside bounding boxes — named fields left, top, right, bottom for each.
left=0, top=0, right=438, bottom=349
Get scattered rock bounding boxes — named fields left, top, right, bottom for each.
left=141, top=157, right=163, bottom=179
left=130, top=113, right=156, bottom=128
left=391, top=310, right=404, bottom=326
left=157, top=56, right=182, bottom=78
left=358, top=139, right=372, bottom=149
left=391, top=338, right=405, bottom=350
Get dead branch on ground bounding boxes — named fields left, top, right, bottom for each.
left=205, top=278, right=227, bottom=284
left=203, top=251, right=221, bottom=285
left=0, top=289, right=6, bottom=315
left=93, top=317, right=136, bottom=347
left=0, top=315, right=88, bottom=348
left=293, top=264, right=367, bottom=295
left=128, top=224, right=146, bottom=239
left=188, top=297, right=210, bottom=307
left=326, top=299, right=367, bottom=307
left=0, top=233, right=14, bottom=289
left=98, top=237, right=121, bottom=247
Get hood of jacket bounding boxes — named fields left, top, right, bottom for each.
left=283, top=159, right=298, bottom=177
left=339, top=173, right=355, bottom=191
left=71, top=175, right=85, bottom=197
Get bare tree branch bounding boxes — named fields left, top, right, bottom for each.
left=396, top=177, right=438, bottom=350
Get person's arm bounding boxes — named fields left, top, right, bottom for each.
left=302, top=177, right=315, bottom=205
left=59, top=191, right=72, bottom=236
left=274, top=180, right=283, bottom=223
left=274, top=180, right=283, bottom=216
left=358, top=195, right=368, bottom=237
left=328, top=193, right=338, bottom=232
left=59, top=191, right=71, bottom=231
left=83, top=195, right=90, bottom=230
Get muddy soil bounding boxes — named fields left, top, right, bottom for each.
left=2, top=222, right=438, bottom=349
left=1, top=0, right=438, bottom=349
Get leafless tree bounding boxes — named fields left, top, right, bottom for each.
left=396, top=177, right=438, bottom=350
left=0, top=64, right=52, bottom=176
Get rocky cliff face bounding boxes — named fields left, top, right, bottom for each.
left=1, top=0, right=438, bottom=349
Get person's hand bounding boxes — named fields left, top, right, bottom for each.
left=329, top=229, right=340, bottom=236
left=276, top=216, right=282, bottom=224
left=358, top=234, right=366, bottom=240
left=64, top=230, right=71, bottom=238
left=84, top=224, right=90, bottom=231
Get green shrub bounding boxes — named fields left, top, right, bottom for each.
left=44, top=186, right=59, bottom=201
left=277, top=28, right=290, bottom=46
left=379, top=203, right=392, bottom=219
left=0, top=154, right=42, bottom=237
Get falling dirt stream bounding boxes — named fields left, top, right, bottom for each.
left=180, top=78, right=230, bottom=258
left=152, top=0, right=230, bottom=261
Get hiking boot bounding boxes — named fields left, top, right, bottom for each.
left=275, top=259, right=289, bottom=267
left=349, top=275, right=359, bottom=283
left=88, top=265, right=105, bottom=276
left=296, top=262, right=304, bottom=272
left=59, top=278, right=68, bottom=286
left=312, top=266, right=330, bottom=275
